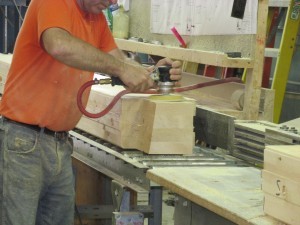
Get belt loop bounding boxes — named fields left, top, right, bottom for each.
left=0, top=116, right=4, bottom=125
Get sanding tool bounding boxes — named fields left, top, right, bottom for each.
left=154, top=65, right=175, bottom=95
left=148, top=65, right=184, bottom=101
left=98, top=65, right=183, bottom=101
left=109, top=65, right=176, bottom=95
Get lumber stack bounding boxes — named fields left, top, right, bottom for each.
left=76, top=85, right=196, bottom=155
left=262, top=145, right=300, bottom=225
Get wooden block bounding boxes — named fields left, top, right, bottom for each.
left=262, top=169, right=300, bottom=206
left=264, top=145, right=300, bottom=181
left=76, top=85, right=196, bottom=154
left=264, top=193, right=300, bottom=225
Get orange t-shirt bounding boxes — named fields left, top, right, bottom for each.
left=0, top=0, right=117, bottom=131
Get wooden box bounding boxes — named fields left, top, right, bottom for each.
left=76, top=85, right=196, bottom=155
left=262, top=145, right=300, bottom=225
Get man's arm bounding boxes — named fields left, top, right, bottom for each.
left=42, top=27, right=153, bottom=92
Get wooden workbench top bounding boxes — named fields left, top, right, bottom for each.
left=146, top=167, right=286, bottom=225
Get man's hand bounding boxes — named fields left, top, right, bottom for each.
left=118, top=62, right=154, bottom=93
left=156, top=58, right=182, bottom=86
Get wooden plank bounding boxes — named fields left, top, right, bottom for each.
left=262, top=169, right=300, bottom=206
left=146, top=167, right=283, bottom=225
left=264, top=145, right=300, bottom=181
left=115, top=39, right=254, bottom=69
left=243, top=0, right=269, bottom=120
left=264, top=193, right=300, bottom=225
left=180, top=73, right=274, bottom=121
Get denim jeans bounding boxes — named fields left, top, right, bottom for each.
left=0, top=118, right=75, bottom=225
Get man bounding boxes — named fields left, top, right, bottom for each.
left=0, top=0, right=182, bottom=224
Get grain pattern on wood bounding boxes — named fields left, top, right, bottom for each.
left=262, top=145, right=300, bottom=225
left=264, top=145, right=300, bottom=181
left=262, top=169, right=300, bottom=206
left=146, top=167, right=284, bottom=225
left=243, top=0, right=269, bottom=120
left=264, top=193, right=300, bottom=225
left=180, top=73, right=274, bottom=121
left=115, top=39, right=254, bottom=68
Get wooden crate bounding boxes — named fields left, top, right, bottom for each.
left=76, top=85, right=196, bottom=155
left=263, top=145, right=300, bottom=224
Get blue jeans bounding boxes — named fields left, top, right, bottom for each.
left=0, top=118, right=75, bottom=225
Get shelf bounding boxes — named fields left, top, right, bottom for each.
left=115, top=38, right=254, bottom=69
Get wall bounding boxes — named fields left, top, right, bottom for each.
left=127, top=0, right=256, bottom=58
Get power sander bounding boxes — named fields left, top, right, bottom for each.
left=147, top=65, right=184, bottom=101
left=99, top=65, right=183, bottom=101
left=110, top=65, right=176, bottom=93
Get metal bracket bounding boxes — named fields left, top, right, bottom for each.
left=111, top=180, right=145, bottom=225
left=111, top=180, right=131, bottom=212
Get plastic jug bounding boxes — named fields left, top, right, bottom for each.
left=112, top=5, right=129, bottom=39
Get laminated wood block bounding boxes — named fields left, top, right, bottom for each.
left=264, top=145, right=300, bottom=181
left=262, top=169, right=300, bottom=206
left=264, top=193, right=300, bottom=225
left=76, top=85, right=196, bottom=155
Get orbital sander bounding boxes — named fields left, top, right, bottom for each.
left=148, top=65, right=184, bottom=101
left=99, top=65, right=183, bottom=101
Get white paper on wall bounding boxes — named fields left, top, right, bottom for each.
left=150, top=0, right=258, bottom=35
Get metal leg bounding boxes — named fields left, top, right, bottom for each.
left=148, top=185, right=163, bottom=225
left=102, top=176, right=113, bottom=225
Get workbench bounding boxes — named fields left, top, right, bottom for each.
left=146, top=167, right=286, bottom=225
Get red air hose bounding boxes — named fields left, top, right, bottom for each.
left=77, top=77, right=242, bottom=119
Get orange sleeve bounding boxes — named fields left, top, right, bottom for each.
left=36, top=0, right=72, bottom=46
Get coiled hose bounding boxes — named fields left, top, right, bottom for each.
left=77, top=77, right=242, bottom=119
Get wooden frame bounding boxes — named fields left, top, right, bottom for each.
left=115, top=0, right=270, bottom=121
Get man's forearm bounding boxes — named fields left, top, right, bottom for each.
left=42, top=27, right=124, bottom=76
